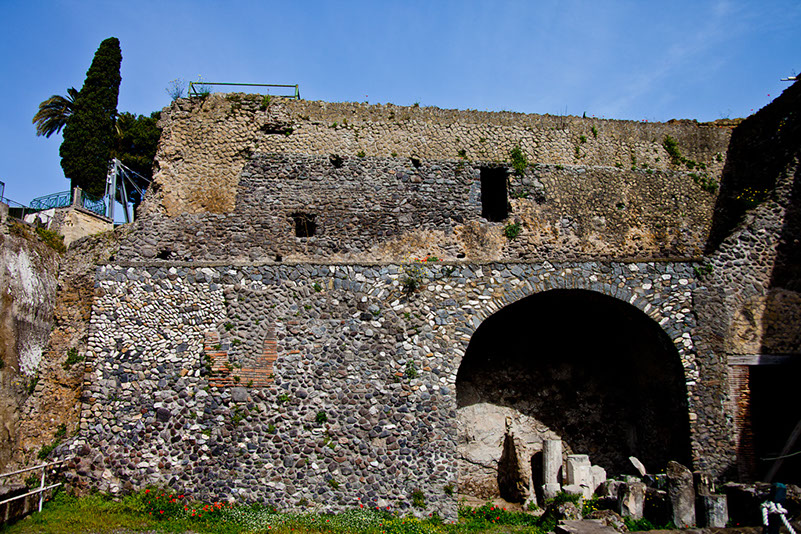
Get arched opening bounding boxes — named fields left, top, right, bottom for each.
left=456, top=289, right=691, bottom=502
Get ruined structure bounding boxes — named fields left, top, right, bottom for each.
left=2, top=80, right=798, bottom=519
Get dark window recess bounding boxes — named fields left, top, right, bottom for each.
left=292, top=213, right=317, bottom=237
left=480, top=167, right=509, bottom=221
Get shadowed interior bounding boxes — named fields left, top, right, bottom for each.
left=456, top=289, right=692, bottom=475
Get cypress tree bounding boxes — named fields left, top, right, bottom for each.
left=60, top=37, right=122, bottom=199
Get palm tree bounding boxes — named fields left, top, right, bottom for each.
left=32, top=87, right=79, bottom=138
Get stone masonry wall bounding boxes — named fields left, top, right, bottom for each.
left=68, top=259, right=725, bottom=518
left=122, top=152, right=719, bottom=264
left=144, top=95, right=731, bottom=220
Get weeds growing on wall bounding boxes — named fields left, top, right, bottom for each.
left=509, top=146, right=528, bottom=176
left=35, top=227, right=66, bottom=253
left=503, top=222, right=521, bottom=240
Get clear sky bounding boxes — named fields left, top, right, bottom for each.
left=0, top=0, right=798, bottom=206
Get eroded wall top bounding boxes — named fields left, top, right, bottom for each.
left=133, top=94, right=733, bottom=262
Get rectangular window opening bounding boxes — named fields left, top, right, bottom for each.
left=291, top=212, right=317, bottom=237
left=480, top=167, right=509, bottom=221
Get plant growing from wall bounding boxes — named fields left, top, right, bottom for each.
left=504, top=222, right=521, bottom=240
left=63, top=347, right=84, bottom=369
left=404, top=360, right=418, bottom=379
left=411, top=489, right=426, bottom=509
left=509, top=146, right=528, bottom=176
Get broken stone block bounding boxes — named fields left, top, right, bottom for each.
left=699, top=494, right=728, bottom=527
left=619, top=481, right=645, bottom=519
left=590, top=465, right=607, bottom=493
left=567, top=454, right=591, bottom=487
left=629, top=456, right=647, bottom=476
left=586, top=509, right=628, bottom=533
left=666, top=461, right=696, bottom=528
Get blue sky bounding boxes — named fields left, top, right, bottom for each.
left=1, top=0, right=798, bottom=206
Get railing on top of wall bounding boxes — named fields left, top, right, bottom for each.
left=188, top=81, right=300, bottom=100
left=29, top=189, right=106, bottom=218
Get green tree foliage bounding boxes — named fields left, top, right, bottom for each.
left=32, top=87, right=79, bottom=138
left=113, top=111, right=161, bottom=207
left=59, top=37, right=122, bottom=198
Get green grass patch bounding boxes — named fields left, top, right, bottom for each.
left=5, top=490, right=559, bottom=534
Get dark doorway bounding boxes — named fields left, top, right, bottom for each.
left=480, top=167, right=508, bottom=221
left=456, top=289, right=692, bottom=475
left=750, top=360, right=801, bottom=483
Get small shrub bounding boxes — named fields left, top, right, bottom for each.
left=35, top=227, right=66, bottom=253
left=411, top=489, right=425, bottom=509
left=579, top=134, right=587, bottom=143
left=277, top=394, right=290, bottom=404
left=510, top=146, right=528, bottom=176
left=315, top=411, right=328, bottom=424
left=457, top=148, right=467, bottom=159
left=591, top=125, right=598, bottom=138
left=165, top=78, right=186, bottom=101
left=313, top=282, right=322, bottom=292
left=63, top=347, right=84, bottom=369
left=259, top=95, right=271, bottom=110
left=694, top=263, right=714, bottom=278
left=443, top=484, right=454, bottom=496
left=327, top=478, right=340, bottom=489
left=404, top=360, right=418, bottom=379
left=224, top=322, right=234, bottom=331
left=24, top=473, right=40, bottom=490
left=26, top=374, right=39, bottom=395
left=356, top=150, right=366, bottom=158
left=504, top=222, right=521, bottom=240
left=37, top=442, right=57, bottom=460
left=545, top=491, right=581, bottom=506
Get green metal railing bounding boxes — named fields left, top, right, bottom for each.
left=29, top=190, right=106, bottom=217
left=187, top=82, right=300, bottom=100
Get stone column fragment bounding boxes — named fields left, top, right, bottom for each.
left=542, top=439, right=562, bottom=499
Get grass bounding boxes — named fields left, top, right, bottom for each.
left=4, top=491, right=557, bottom=534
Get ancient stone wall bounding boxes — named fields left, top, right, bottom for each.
left=144, top=95, right=730, bottom=223
left=0, top=216, right=59, bottom=470
left=50, top=83, right=801, bottom=509
left=69, top=259, right=714, bottom=517
left=122, top=152, right=719, bottom=264
left=693, top=79, right=801, bottom=481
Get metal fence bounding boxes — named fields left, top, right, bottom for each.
left=188, top=81, right=301, bottom=99
left=28, top=190, right=106, bottom=217
left=0, top=459, right=66, bottom=514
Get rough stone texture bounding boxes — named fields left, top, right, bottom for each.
left=0, top=220, right=59, bottom=470
left=143, top=96, right=730, bottom=220
left=457, top=403, right=560, bottom=501
left=16, top=80, right=798, bottom=519
left=65, top=259, right=704, bottom=518
left=12, top=228, right=122, bottom=469
left=619, top=481, right=645, bottom=519
left=698, top=494, right=729, bottom=527
left=666, top=461, right=696, bottom=528
left=692, top=79, right=801, bottom=480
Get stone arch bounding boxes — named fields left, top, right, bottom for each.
left=448, top=270, right=696, bottom=385
left=454, top=285, right=693, bottom=502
